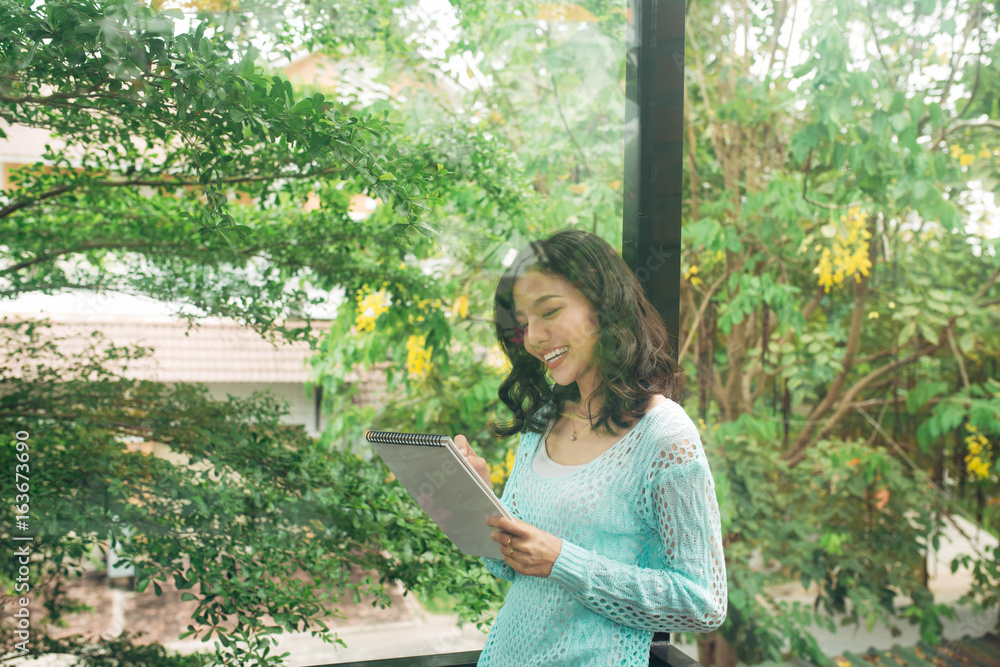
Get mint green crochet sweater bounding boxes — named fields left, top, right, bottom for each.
left=479, top=400, right=727, bottom=666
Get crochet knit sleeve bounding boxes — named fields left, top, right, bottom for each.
left=479, top=430, right=527, bottom=583
left=546, top=421, right=727, bottom=633
left=481, top=555, right=515, bottom=581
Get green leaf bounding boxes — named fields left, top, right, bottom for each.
left=918, top=321, right=939, bottom=346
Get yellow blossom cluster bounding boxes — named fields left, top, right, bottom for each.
left=451, top=295, right=469, bottom=319
left=964, top=425, right=992, bottom=481
left=490, top=447, right=518, bottom=487
left=405, top=334, right=433, bottom=381
left=684, top=265, right=703, bottom=287
left=536, top=3, right=599, bottom=22
left=150, top=0, right=239, bottom=10
left=401, top=296, right=469, bottom=325
left=354, top=287, right=391, bottom=334
left=814, top=207, right=872, bottom=293
left=950, top=144, right=999, bottom=167
left=407, top=298, right=444, bottom=324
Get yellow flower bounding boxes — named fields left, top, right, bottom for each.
left=684, top=265, right=702, bottom=287
left=964, top=431, right=993, bottom=480
left=452, top=295, right=469, bottom=319
left=979, top=147, right=993, bottom=159
left=868, top=311, right=879, bottom=319
left=959, top=153, right=974, bottom=167
left=965, top=455, right=990, bottom=480
left=490, top=447, right=518, bottom=487
left=355, top=289, right=391, bottom=334
left=949, top=144, right=963, bottom=158
left=536, top=3, right=599, bottom=22
left=405, top=335, right=433, bottom=381
left=814, top=208, right=871, bottom=292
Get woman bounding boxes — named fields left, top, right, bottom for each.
left=454, top=229, right=727, bottom=666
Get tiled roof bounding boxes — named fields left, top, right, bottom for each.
left=734, top=633, right=1000, bottom=667
left=839, top=634, right=1000, bottom=667
left=5, top=316, right=358, bottom=384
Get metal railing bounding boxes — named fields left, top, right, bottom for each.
left=309, top=633, right=705, bottom=667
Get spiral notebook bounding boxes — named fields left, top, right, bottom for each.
left=365, top=430, right=512, bottom=557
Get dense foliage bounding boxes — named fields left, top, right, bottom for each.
left=1, top=0, right=997, bottom=664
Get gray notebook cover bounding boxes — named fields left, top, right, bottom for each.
left=366, top=431, right=512, bottom=558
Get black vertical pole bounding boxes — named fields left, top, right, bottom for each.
left=623, top=0, right=685, bottom=357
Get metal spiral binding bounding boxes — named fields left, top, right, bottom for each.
left=365, top=430, right=448, bottom=447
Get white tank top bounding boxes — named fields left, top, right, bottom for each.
left=531, top=418, right=586, bottom=478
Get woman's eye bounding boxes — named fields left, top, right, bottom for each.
left=543, top=309, right=559, bottom=318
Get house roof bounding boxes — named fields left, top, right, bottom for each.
left=5, top=315, right=369, bottom=384
left=732, top=632, right=1000, bottom=667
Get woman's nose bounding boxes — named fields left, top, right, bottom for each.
left=525, top=320, right=549, bottom=349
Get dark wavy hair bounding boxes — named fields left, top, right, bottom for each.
left=490, top=229, right=679, bottom=439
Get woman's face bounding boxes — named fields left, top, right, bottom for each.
left=512, top=270, right=600, bottom=391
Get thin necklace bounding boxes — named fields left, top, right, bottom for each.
left=560, top=410, right=593, bottom=441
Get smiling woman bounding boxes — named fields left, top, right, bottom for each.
left=451, top=229, right=728, bottom=666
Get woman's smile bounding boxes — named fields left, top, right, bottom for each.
left=541, top=345, right=569, bottom=368
left=512, top=270, right=600, bottom=394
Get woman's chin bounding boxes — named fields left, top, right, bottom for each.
left=549, top=368, right=575, bottom=386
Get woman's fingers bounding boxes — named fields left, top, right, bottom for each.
left=487, top=515, right=524, bottom=535
left=488, top=519, right=562, bottom=577
left=453, top=434, right=492, bottom=487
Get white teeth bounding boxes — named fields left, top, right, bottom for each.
left=544, top=346, right=568, bottom=362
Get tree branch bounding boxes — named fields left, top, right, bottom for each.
left=779, top=267, right=1000, bottom=467
left=0, top=240, right=153, bottom=277
left=975, top=265, right=1000, bottom=301
left=0, top=165, right=346, bottom=220
left=783, top=216, right=878, bottom=460
left=677, top=272, right=726, bottom=365
left=0, top=83, right=105, bottom=105
left=802, top=156, right=865, bottom=210
left=783, top=342, right=937, bottom=466
left=549, top=74, right=591, bottom=178
left=936, top=0, right=980, bottom=115
left=946, top=328, right=970, bottom=389
left=945, top=118, right=1000, bottom=134
left=0, top=185, right=72, bottom=219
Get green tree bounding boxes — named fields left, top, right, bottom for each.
left=675, top=0, right=1000, bottom=659
left=4, top=0, right=999, bottom=664
left=312, top=0, right=1000, bottom=662
left=0, top=0, right=522, bottom=663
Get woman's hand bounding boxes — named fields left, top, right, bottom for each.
left=488, top=515, right=563, bottom=578
left=453, top=434, right=492, bottom=489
